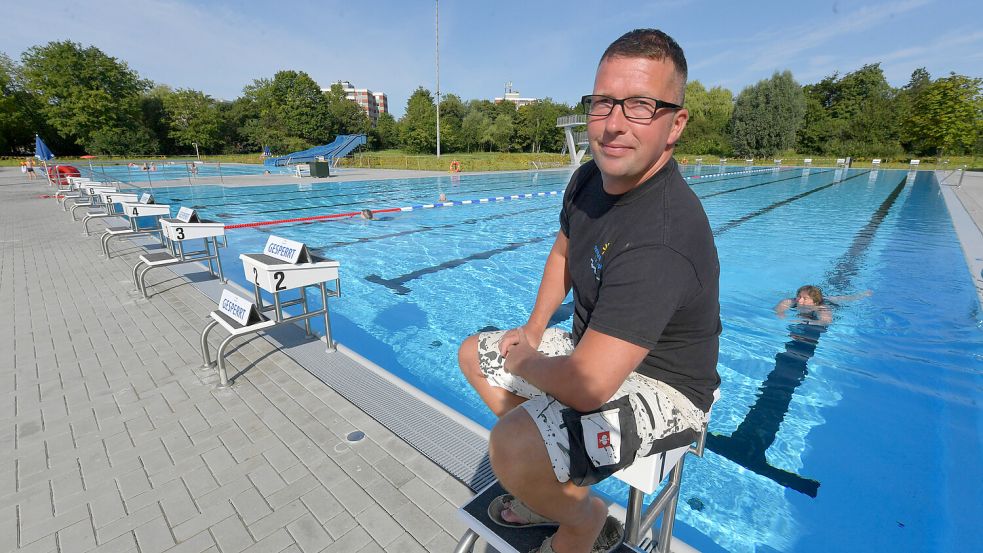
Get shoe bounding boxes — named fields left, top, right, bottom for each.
left=488, top=494, right=559, bottom=528
left=527, top=516, right=624, bottom=553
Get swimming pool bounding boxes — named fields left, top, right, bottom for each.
left=80, top=162, right=290, bottom=184
left=95, top=165, right=983, bottom=552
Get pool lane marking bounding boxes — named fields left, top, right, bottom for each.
left=713, top=171, right=872, bottom=236
left=167, top=165, right=773, bottom=206
left=218, top=167, right=773, bottom=228
left=226, top=187, right=562, bottom=220
left=188, top=173, right=572, bottom=211
left=707, top=175, right=908, bottom=498
left=365, top=235, right=552, bottom=295
left=305, top=205, right=557, bottom=252
left=698, top=169, right=834, bottom=199
left=179, top=168, right=768, bottom=221
left=362, top=170, right=872, bottom=295
left=223, top=191, right=563, bottom=229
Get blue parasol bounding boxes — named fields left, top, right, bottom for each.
left=35, top=135, right=55, bottom=161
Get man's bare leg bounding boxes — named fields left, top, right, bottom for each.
left=490, top=408, right=608, bottom=553
left=458, top=334, right=527, bottom=417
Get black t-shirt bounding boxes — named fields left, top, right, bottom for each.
left=559, top=159, right=721, bottom=412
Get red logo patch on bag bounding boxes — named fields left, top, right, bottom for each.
left=596, top=431, right=611, bottom=449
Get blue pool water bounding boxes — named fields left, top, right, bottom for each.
left=80, top=162, right=290, bottom=184
left=97, top=166, right=983, bottom=552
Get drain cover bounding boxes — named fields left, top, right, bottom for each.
left=346, top=431, right=365, bottom=443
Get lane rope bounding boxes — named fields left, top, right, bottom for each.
left=223, top=166, right=795, bottom=230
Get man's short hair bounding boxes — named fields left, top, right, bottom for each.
left=600, top=29, right=688, bottom=102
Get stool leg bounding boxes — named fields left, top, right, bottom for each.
left=452, top=530, right=478, bottom=553
left=200, top=320, right=219, bottom=369
left=138, top=265, right=154, bottom=298
left=216, top=334, right=237, bottom=388
left=132, top=261, right=144, bottom=291
left=625, top=487, right=645, bottom=545
left=656, top=457, right=687, bottom=553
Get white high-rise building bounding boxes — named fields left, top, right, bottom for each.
left=323, top=80, right=389, bottom=126
left=494, top=82, right=538, bottom=108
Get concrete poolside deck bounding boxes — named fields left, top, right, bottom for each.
left=939, top=169, right=983, bottom=306
left=0, top=167, right=498, bottom=552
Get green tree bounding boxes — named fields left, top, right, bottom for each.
left=270, top=71, right=332, bottom=144
left=0, top=52, right=35, bottom=154
left=460, top=110, right=491, bottom=152
left=324, top=83, right=370, bottom=138
left=836, top=64, right=901, bottom=156
left=731, top=71, right=805, bottom=157
left=796, top=96, right=845, bottom=155
left=437, top=93, right=466, bottom=152
left=799, top=64, right=902, bottom=157
left=678, top=81, right=733, bottom=155
left=138, top=86, right=173, bottom=154
left=515, top=99, right=573, bottom=153
left=400, top=87, right=437, bottom=153
left=489, top=113, right=515, bottom=152
left=242, top=70, right=333, bottom=149
left=373, top=112, right=400, bottom=150
left=906, top=73, right=982, bottom=155
left=161, top=88, right=221, bottom=153
left=896, top=68, right=931, bottom=154
left=216, top=96, right=262, bottom=154
left=20, top=41, right=150, bottom=153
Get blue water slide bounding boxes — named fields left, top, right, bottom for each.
left=264, top=134, right=366, bottom=167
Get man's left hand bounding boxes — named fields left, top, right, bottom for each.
left=502, top=327, right=544, bottom=376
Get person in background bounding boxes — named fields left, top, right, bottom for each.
left=775, top=285, right=872, bottom=326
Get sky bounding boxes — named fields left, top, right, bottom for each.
left=3, top=0, right=982, bottom=117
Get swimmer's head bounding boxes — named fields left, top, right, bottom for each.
left=795, top=285, right=823, bottom=306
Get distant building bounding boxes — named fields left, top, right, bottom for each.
left=323, top=80, right=389, bottom=126
left=494, top=82, right=538, bottom=108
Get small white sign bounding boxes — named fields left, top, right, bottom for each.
left=177, top=207, right=197, bottom=222
left=264, top=236, right=305, bottom=263
left=140, top=192, right=153, bottom=204
left=219, top=290, right=257, bottom=326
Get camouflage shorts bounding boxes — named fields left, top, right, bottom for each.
left=477, top=328, right=707, bottom=483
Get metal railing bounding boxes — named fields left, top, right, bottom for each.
left=556, top=114, right=587, bottom=126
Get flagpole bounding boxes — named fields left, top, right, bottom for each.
left=435, top=0, right=441, bottom=159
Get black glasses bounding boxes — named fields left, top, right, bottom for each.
left=581, top=95, right=682, bottom=121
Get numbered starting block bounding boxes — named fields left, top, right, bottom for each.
left=200, top=235, right=341, bottom=387
left=58, top=177, right=95, bottom=209
left=101, top=195, right=169, bottom=258
left=132, top=208, right=227, bottom=298
left=454, top=391, right=718, bottom=553
left=70, top=184, right=118, bottom=221
left=82, top=191, right=139, bottom=236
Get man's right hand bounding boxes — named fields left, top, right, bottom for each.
left=499, top=325, right=544, bottom=358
